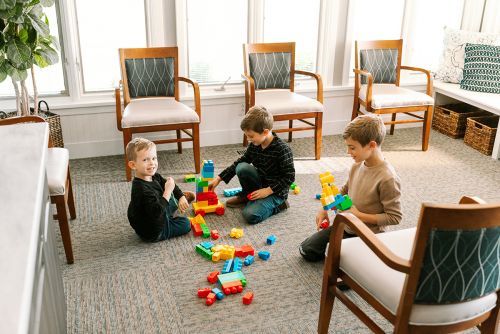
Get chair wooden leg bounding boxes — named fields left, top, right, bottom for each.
left=54, top=196, right=74, bottom=264
left=390, top=113, right=396, bottom=135
left=193, top=124, right=201, bottom=174
left=67, top=169, right=76, bottom=220
left=479, top=291, right=500, bottom=333
left=351, top=97, right=360, bottom=120
left=176, top=129, right=182, bottom=153
left=288, top=120, right=293, bottom=142
left=123, top=129, right=132, bottom=181
left=315, top=112, right=323, bottom=160
left=318, top=276, right=336, bottom=333
left=422, top=106, right=433, bottom=151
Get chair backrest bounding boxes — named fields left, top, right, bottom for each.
left=0, top=115, right=53, bottom=147
left=401, top=198, right=500, bottom=308
left=243, top=42, right=295, bottom=91
left=119, top=47, right=179, bottom=106
left=355, top=39, right=403, bottom=85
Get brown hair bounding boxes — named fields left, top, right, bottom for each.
left=240, top=106, right=273, bottom=133
left=126, top=137, right=155, bottom=161
left=342, top=114, right=386, bottom=146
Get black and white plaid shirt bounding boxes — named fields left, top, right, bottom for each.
left=219, top=133, right=295, bottom=199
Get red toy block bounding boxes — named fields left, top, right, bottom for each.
left=207, top=199, right=218, bottom=205
left=247, top=193, right=253, bottom=201
left=222, top=281, right=243, bottom=295
left=319, top=219, right=329, bottom=229
left=192, top=223, right=203, bottom=236
left=243, top=292, right=254, bottom=305
left=211, top=230, right=220, bottom=240
left=207, top=271, right=220, bottom=284
left=198, top=288, right=211, bottom=298
left=206, top=292, right=216, bottom=306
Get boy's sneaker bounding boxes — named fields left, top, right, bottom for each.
left=183, top=191, right=195, bottom=203
left=277, top=200, right=290, bottom=212
left=226, top=196, right=248, bottom=208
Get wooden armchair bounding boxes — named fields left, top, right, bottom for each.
left=319, top=196, right=500, bottom=333
left=116, top=47, right=201, bottom=181
left=242, top=42, right=324, bottom=159
left=0, top=116, right=76, bottom=264
left=352, top=39, right=434, bottom=151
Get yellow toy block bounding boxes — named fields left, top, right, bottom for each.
left=293, top=186, right=301, bottom=194
left=212, top=252, right=221, bottom=262
left=190, top=214, right=206, bottom=225
left=212, top=245, right=224, bottom=252
left=319, top=172, right=335, bottom=185
left=230, top=228, right=244, bottom=239
left=219, top=245, right=235, bottom=260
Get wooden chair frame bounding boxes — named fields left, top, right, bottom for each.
left=115, top=47, right=201, bottom=181
left=352, top=39, right=434, bottom=151
left=242, top=42, right=324, bottom=159
left=0, top=116, right=76, bottom=264
left=318, top=196, right=500, bottom=334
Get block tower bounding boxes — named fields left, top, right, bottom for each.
left=192, top=160, right=225, bottom=216
left=318, top=172, right=352, bottom=211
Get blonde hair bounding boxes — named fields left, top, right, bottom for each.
left=343, top=115, right=386, bottom=146
left=240, top=106, right=273, bottom=133
left=126, top=137, right=155, bottom=161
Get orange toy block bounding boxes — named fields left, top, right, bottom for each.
left=243, top=292, right=254, bottom=305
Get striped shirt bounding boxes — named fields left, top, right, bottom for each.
left=219, top=133, right=295, bottom=199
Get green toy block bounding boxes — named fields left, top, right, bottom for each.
left=241, top=278, right=247, bottom=287
left=195, top=244, right=214, bottom=260
left=184, top=174, right=196, bottom=183
left=198, top=180, right=209, bottom=187
left=338, top=195, right=353, bottom=211
left=290, top=182, right=297, bottom=190
left=201, top=224, right=210, bottom=238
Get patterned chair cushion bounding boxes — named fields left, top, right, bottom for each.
left=415, top=227, right=500, bottom=304
left=255, top=90, right=324, bottom=115
left=460, top=43, right=500, bottom=94
left=339, top=228, right=498, bottom=326
left=360, top=49, right=398, bottom=84
left=46, top=148, right=69, bottom=196
left=249, top=52, right=291, bottom=89
left=359, top=84, right=434, bottom=109
left=122, top=97, right=199, bottom=128
left=125, top=58, right=175, bottom=97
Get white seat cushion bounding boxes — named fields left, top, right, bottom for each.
left=46, top=148, right=69, bottom=196
left=121, top=97, right=200, bottom=128
left=339, top=228, right=498, bottom=326
left=255, top=90, right=324, bottom=115
left=359, top=84, right=434, bottom=109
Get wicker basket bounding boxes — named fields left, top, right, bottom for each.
left=432, top=103, right=490, bottom=138
left=464, top=115, right=499, bottom=155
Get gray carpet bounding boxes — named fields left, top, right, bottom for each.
left=60, top=128, right=500, bottom=333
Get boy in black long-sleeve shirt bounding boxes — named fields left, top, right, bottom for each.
left=209, top=106, right=295, bottom=224
left=126, top=138, right=193, bottom=242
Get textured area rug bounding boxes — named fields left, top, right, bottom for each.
left=60, top=128, right=499, bottom=333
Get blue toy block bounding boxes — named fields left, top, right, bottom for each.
left=212, top=287, right=224, bottom=300
left=244, top=255, right=254, bottom=266
left=266, top=235, right=277, bottom=245
left=223, top=187, right=243, bottom=197
left=258, top=250, right=270, bottom=261
left=315, top=193, right=321, bottom=200
left=222, top=259, right=233, bottom=274
left=201, top=241, right=214, bottom=250
left=217, top=271, right=245, bottom=285
left=232, top=258, right=243, bottom=272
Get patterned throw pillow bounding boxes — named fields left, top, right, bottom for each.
left=461, top=44, right=500, bottom=94
left=434, top=27, right=499, bottom=83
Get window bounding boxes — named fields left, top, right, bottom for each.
left=186, top=0, right=247, bottom=84
left=75, top=0, right=147, bottom=92
left=263, top=0, right=320, bottom=73
left=0, top=4, right=65, bottom=97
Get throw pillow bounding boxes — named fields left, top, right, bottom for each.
left=460, top=43, right=500, bottom=94
left=434, top=27, right=499, bottom=83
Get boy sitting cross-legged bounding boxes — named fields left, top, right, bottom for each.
left=126, top=138, right=194, bottom=242
left=209, top=106, right=295, bottom=224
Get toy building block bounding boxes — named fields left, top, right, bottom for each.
left=201, top=224, right=210, bottom=238
left=198, top=288, right=212, bottom=298
left=290, top=182, right=297, bottom=190
left=184, top=174, right=196, bottom=183
left=238, top=245, right=255, bottom=257
left=223, top=187, right=243, bottom=197
left=315, top=193, right=322, bottom=200
left=230, top=228, right=244, bottom=239
left=201, top=241, right=214, bottom=250
left=293, top=186, right=301, bottom=194
left=196, top=244, right=214, bottom=260
left=219, top=245, right=236, bottom=260
left=222, top=259, right=234, bottom=274
left=207, top=271, right=220, bottom=284
left=212, top=252, right=221, bottom=262
left=242, top=292, right=254, bottom=305
left=217, top=271, right=246, bottom=285
left=221, top=281, right=244, bottom=295
left=338, top=195, right=353, bottom=211
left=206, top=292, right=216, bottom=306
left=319, top=172, right=335, bottom=185
left=244, top=255, right=254, bottom=266
left=212, top=287, right=224, bottom=300
left=266, top=235, right=277, bottom=245
left=319, top=219, right=329, bottom=229
left=210, top=230, right=220, bottom=240
left=258, top=250, right=270, bottom=261
left=192, top=223, right=203, bottom=237
left=232, top=258, right=243, bottom=272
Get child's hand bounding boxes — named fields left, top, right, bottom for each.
left=343, top=205, right=360, bottom=217
left=208, top=176, right=221, bottom=191
left=178, top=196, right=189, bottom=213
left=315, top=209, right=329, bottom=230
left=247, top=187, right=273, bottom=200
left=164, top=177, right=175, bottom=193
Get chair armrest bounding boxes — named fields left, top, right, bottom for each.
left=241, top=73, right=255, bottom=110
left=330, top=212, right=411, bottom=274
left=459, top=196, right=487, bottom=204
left=353, top=69, right=373, bottom=107
left=178, top=76, right=201, bottom=119
left=400, top=65, right=433, bottom=96
left=294, top=70, right=323, bottom=103
left=115, top=86, right=122, bottom=132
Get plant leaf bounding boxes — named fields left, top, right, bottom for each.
left=0, top=0, right=16, bottom=11
left=29, top=3, right=42, bottom=16
left=33, top=52, right=47, bottom=67
left=6, top=62, right=27, bottom=81
left=6, top=39, right=31, bottom=67
left=28, top=12, right=49, bottom=37
left=48, top=34, right=59, bottom=51
left=39, top=0, right=54, bottom=6
left=18, top=28, right=28, bottom=42
left=38, top=45, right=57, bottom=65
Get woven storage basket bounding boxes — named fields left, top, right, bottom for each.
left=432, top=103, right=490, bottom=138
left=464, top=115, right=499, bottom=155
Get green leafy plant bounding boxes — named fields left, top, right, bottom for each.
left=0, top=0, right=59, bottom=116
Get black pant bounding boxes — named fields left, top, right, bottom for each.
left=299, top=225, right=356, bottom=262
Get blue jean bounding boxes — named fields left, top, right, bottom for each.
left=235, top=162, right=285, bottom=225
left=156, top=196, right=191, bottom=241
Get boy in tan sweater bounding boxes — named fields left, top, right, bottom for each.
left=299, top=114, right=402, bottom=262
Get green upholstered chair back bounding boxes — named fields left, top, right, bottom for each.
left=124, top=57, right=175, bottom=98
left=414, top=227, right=500, bottom=304
left=249, top=52, right=291, bottom=90
left=359, top=48, right=398, bottom=84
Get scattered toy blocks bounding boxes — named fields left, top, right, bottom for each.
left=223, top=187, right=243, bottom=197
left=184, top=174, right=196, bottom=183
left=315, top=193, right=321, bottom=200
left=207, top=271, right=220, bottom=284
left=206, top=292, right=216, bottom=306
left=196, top=244, right=214, bottom=260
left=230, top=228, right=244, bottom=239
left=242, top=292, right=254, bottom=305
left=235, top=244, right=255, bottom=257
left=222, top=259, right=234, bottom=274
left=201, top=241, right=214, bottom=250
left=293, top=186, right=301, bottom=194
left=266, top=235, right=277, bottom=245
left=201, top=224, right=210, bottom=238
left=212, top=287, right=224, bottom=300
left=197, top=288, right=211, bottom=298
left=232, top=258, right=243, bottom=272
left=210, top=230, right=220, bottom=240
left=258, top=250, right=270, bottom=261
left=244, top=255, right=254, bottom=266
